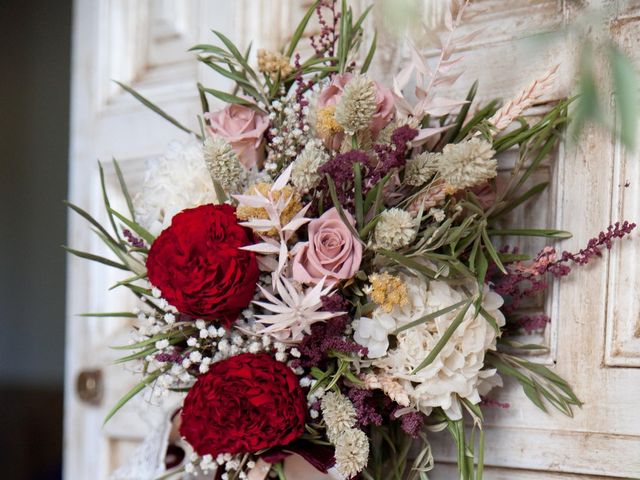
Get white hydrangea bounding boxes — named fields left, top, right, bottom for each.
left=290, top=141, right=329, bottom=192
left=134, top=138, right=217, bottom=236
left=372, top=274, right=505, bottom=420
left=355, top=272, right=429, bottom=358
left=353, top=312, right=396, bottom=359
left=374, top=208, right=416, bottom=250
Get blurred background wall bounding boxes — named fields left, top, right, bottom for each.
left=0, top=0, right=71, bottom=478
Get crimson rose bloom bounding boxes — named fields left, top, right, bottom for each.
left=146, top=204, right=259, bottom=326
left=180, top=353, right=307, bottom=456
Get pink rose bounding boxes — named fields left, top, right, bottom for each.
left=316, top=73, right=395, bottom=149
left=205, top=104, right=269, bottom=169
left=292, top=207, right=362, bottom=285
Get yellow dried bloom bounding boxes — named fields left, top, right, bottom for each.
left=316, top=105, right=343, bottom=138
left=369, top=272, right=408, bottom=313
left=444, top=184, right=458, bottom=195
left=236, top=182, right=302, bottom=236
left=257, top=49, right=294, bottom=79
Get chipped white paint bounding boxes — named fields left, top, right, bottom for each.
left=65, top=1, right=640, bottom=479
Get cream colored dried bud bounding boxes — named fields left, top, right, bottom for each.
left=374, top=208, right=416, bottom=250
left=291, top=142, right=329, bottom=192
left=334, top=74, right=377, bottom=136
left=404, top=152, right=439, bottom=186
left=363, top=373, right=410, bottom=407
left=321, top=392, right=358, bottom=443
left=437, top=138, right=497, bottom=190
left=257, top=49, right=294, bottom=78
left=333, top=428, right=369, bottom=479
left=203, top=136, right=244, bottom=192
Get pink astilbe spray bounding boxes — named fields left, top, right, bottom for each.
left=494, top=221, right=636, bottom=317
left=310, top=0, right=339, bottom=58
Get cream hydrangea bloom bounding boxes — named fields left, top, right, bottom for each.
left=369, top=273, right=505, bottom=420
left=134, top=139, right=217, bottom=236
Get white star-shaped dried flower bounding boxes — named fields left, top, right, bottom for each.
left=236, top=164, right=312, bottom=276
left=253, top=276, right=339, bottom=343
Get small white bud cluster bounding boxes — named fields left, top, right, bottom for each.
left=265, top=94, right=311, bottom=174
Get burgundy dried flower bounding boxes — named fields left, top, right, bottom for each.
left=397, top=411, right=425, bottom=438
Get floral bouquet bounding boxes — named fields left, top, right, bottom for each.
left=66, top=1, right=636, bottom=479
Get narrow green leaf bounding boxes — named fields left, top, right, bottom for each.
left=481, top=228, right=507, bottom=274
left=98, top=161, right=123, bottom=243
left=490, top=182, right=549, bottom=219
left=78, top=312, right=137, bottom=318
left=412, top=299, right=473, bottom=373
left=65, top=200, right=119, bottom=246
left=325, top=175, right=364, bottom=244
left=394, top=299, right=468, bottom=334
left=115, top=81, right=200, bottom=138
left=112, top=159, right=135, bottom=219
left=104, top=369, right=166, bottom=424
left=486, top=228, right=572, bottom=239
left=286, top=0, right=320, bottom=58
left=361, top=31, right=377, bottom=73
left=522, top=383, right=547, bottom=412
left=378, top=249, right=438, bottom=279
left=63, top=246, right=128, bottom=270
left=201, top=87, right=263, bottom=112
left=212, top=30, right=257, bottom=81
left=198, top=63, right=262, bottom=101
left=443, top=81, right=477, bottom=147
left=475, top=250, right=488, bottom=286
left=108, top=208, right=156, bottom=245
left=455, top=100, right=500, bottom=142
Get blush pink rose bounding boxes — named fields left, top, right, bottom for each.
left=316, top=73, right=395, bottom=149
left=292, top=207, right=362, bottom=285
left=205, top=104, right=269, bottom=169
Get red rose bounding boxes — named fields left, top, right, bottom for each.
left=179, top=353, right=307, bottom=456
left=146, top=204, right=259, bottom=326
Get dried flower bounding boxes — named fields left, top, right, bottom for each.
left=353, top=313, right=396, bottom=359
left=134, top=139, right=216, bottom=236
left=236, top=182, right=302, bottom=236
left=373, top=276, right=506, bottom=420
left=334, top=75, right=377, bottom=136
left=407, top=178, right=448, bottom=215
left=253, top=276, right=338, bottom=343
left=374, top=208, right=416, bottom=250
left=437, top=138, right=497, bottom=190
left=257, top=49, right=294, bottom=79
left=363, top=373, right=410, bottom=407
left=290, top=141, right=329, bottom=192
left=316, top=105, right=343, bottom=138
left=203, top=136, right=244, bottom=192
left=333, top=428, right=369, bottom=479
left=321, top=391, right=357, bottom=443
left=368, top=273, right=408, bottom=313
left=404, top=152, right=438, bottom=186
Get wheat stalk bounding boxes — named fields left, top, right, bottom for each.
left=488, top=64, right=559, bottom=131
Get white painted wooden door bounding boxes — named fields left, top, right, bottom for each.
left=65, top=1, right=640, bottom=479
left=65, top=1, right=232, bottom=478
left=363, top=1, right=640, bottom=478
